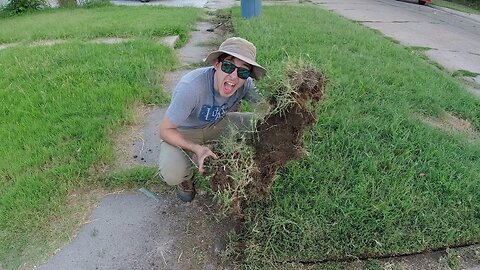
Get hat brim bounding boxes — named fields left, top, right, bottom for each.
left=205, top=50, right=266, bottom=80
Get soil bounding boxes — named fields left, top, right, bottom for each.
left=250, top=69, right=326, bottom=199
left=418, top=111, right=479, bottom=142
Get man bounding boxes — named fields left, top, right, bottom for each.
left=158, top=37, right=266, bottom=202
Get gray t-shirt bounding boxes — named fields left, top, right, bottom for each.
left=165, top=67, right=259, bottom=129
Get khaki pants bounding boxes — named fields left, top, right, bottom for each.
left=158, top=112, right=253, bottom=186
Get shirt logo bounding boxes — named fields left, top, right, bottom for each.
left=199, top=104, right=227, bottom=122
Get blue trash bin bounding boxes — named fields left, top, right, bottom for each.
left=241, top=0, right=262, bottom=19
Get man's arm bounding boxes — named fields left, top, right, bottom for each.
left=159, top=117, right=217, bottom=173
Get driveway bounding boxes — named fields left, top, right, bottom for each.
left=311, top=0, right=480, bottom=87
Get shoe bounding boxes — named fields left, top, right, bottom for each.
left=176, top=179, right=195, bottom=202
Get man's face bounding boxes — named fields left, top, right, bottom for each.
left=213, top=56, right=251, bottom=97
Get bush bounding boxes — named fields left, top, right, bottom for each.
left=3, top=0, right=46, bottom=14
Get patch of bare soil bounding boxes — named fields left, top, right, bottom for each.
left=149, top=194, right=237, bottom=270
left=112, top=103, right=157, bottom=170
left=419, top=112, right=479, bottom=142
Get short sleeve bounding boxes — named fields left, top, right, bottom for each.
left=165, top=82, right=198, bottom=126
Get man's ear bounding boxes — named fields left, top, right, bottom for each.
left=213, top=60, right=221, bottom=70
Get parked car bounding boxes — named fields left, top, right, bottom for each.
left=419, top=0, right=431, bottom=5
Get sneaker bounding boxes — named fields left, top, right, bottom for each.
left=176, top=179, right=195, bottom=202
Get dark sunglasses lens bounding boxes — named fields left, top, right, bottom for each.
left=221, top=61, right=251, bottom=79
left=221, top=61, right=235, bottom=73
left=237, top=68, right=251, bottom=79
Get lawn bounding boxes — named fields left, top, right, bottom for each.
left=1, top=2, right=479, bottom=270
left=231, top=5, right=480, bottom=267
left=0, top=6, right=202, bottom=269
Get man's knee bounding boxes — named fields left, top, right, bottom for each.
left=158, top=142, right=193, bottom=186
left=159, top=166, right=192, bottom=186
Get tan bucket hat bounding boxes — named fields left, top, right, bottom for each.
left=205, top=37, right=266, bottom=80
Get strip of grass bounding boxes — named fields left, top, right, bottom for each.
left=0, top=6, right=202, bottom=268
left=0, top=5, right=203, bottom=44
left=232, top=5, right=480, bottom=267
left=433, top=0, right=480, bottom=14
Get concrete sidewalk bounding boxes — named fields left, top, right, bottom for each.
left=312, top=0, right=480, bottom=95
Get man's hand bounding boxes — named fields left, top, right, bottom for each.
left=159, top=117, right=218, bottom=173
left=192, top=145, right=218, bottom=173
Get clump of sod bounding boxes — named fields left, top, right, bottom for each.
left=206, top=59, right=326, bottom=218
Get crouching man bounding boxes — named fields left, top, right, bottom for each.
left=158, top=37, right=267, bottom=202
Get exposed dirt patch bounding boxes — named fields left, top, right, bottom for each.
left=144, top=194, right=237, bottom=270
left=418, top=111, right=479, bottom=142
left=89, top=37, right=130, bottom=44
left=208, top=9, right=235, bottom=35
left=112, top=103, right=157, bottom=170
left=30, top=39, right=66, bottom=47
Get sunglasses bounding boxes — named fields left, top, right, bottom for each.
left=220, top=60, right=251, bottom=80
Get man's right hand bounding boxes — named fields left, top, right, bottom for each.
left=192, top=145, right=218, bottom=173
left=159, top=117, right=218, bottom=173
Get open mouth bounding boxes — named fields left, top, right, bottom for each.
left=222, top=81, right=235, bottom=96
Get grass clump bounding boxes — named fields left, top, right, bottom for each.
left=262, top=57, right=317, bottom=116
left=452, top=69, right=480, bottom=78
left=208, top=126, right=258, bottom=217
left=206, top=58, right=325, bottom=218
left=229, top=4, right=480, bottom=267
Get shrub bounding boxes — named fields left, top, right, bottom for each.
left=3, top=0, right=46, bottom=15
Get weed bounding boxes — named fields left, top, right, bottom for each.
left=363, top=259, right=382, bottom=270
left=472, top=246, right=480, bottom=262
left=452, top=69, right=480, bottom=78
left=439, top=248, right=461, bottom=270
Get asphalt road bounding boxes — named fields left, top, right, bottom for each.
left=312, top=0, right=480, bottom=85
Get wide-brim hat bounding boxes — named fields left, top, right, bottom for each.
left=205, top=37, right=266, bottom=80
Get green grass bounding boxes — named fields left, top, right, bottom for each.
left=0, top=6, right=202, bottom=269
left=0, top=5, right=203, bottom=44
left=231, top=5, right=480, bottom=267
left=433, top=0, right=480, bottom=14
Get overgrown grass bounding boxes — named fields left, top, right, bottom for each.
left=0, top=6, right=202, bottom=269
left=0, top=5, right=203, bottom=44
left=231, top=5, right=480, bottom=267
